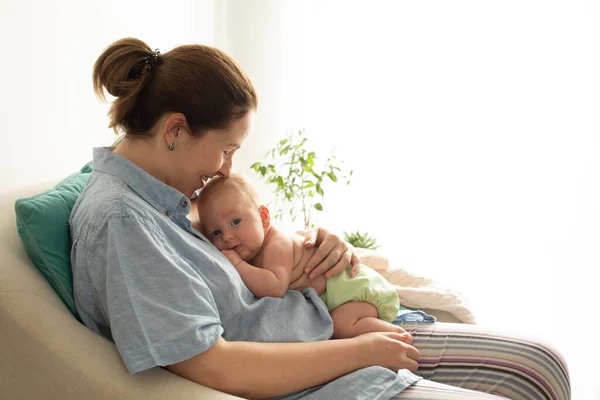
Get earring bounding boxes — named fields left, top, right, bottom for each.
left=168, top=140, right=175, bottom=151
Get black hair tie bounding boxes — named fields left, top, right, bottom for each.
left=143, top=48, right=161, bottom=74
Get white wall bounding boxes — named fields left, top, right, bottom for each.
left=0, top=0, right=216, bottom=195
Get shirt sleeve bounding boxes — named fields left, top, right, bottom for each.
left=97, top=213, right=223, bottom=375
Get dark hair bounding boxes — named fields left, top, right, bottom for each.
left=93, top=38, right=257, bottom=136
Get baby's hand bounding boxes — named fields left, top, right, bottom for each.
left=221, top=249, right=242, bottom=267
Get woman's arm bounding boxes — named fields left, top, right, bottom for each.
left=166, top=332, right=418, bottom=400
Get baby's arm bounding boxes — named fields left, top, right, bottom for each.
left=223, top=238, right=294, bottom=298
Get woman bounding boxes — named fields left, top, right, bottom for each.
left=70, top=38, right=570, bottom=400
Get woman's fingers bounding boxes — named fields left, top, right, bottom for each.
left=308, top=247, right=340, bottom=279
left=389, top=335, right=420, bottom=373
left=387, top=332, right=420, bottom=361
left=304, top=233, right=338, bottom=276
left=394, top=330, right=413, bottom=345
left=302, top=228, right=361, bottom=279
left=403, top=356, right=419, bottom=373
left=302, top=227, right=319, bottom=248
left=348, top=252, right=361, bottom=278
left=361, top=331, right=421, bottom=373
left=323, top=248, right=353, bottom=279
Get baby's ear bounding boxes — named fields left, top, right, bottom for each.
left=259, top=205, right=271, bottom=228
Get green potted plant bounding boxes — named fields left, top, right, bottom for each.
left=250, top=129, right=352, bottom=230
left=343, top=231, right=380, bottom=250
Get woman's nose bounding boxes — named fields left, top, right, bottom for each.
left=218, top=157, right=233, bottom=178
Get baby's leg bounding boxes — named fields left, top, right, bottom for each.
left=330, top=301, right=405, bottom=339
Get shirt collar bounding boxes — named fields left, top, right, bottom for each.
left=92, top=147, right=191, bottom=216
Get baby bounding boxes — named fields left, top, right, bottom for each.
left=197, top=173, right=403, bottom=339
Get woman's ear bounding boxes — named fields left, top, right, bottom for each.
left=259, top=205, right=271, bottom=228
left=163, top=112, right=189, bottom=148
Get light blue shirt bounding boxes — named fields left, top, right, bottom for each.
left=70, top=147, right=419, bottom=399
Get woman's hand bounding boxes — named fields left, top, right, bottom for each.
left=356, top=332, right=420, bottom=373
left=301, top=227, right=361, bottom=279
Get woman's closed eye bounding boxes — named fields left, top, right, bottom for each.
left=223, top=148, right=235, bottom=158
left=224, top=146, right=241, bottom=158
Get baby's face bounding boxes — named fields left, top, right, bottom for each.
left=199, top=189, right=265, bottom=262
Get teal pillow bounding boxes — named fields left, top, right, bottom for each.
left=15, top=162, right=93, bottom=320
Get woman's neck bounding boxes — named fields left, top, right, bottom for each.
left=113, top=136, right=168, bottom=185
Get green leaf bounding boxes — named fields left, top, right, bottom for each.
left=316, top=184, right=324, bottom=196
left=327, top=172, right=338, bottom=182
left=303, top=181, right=315, bottom=188
left=314, top=203, right=323, bottom=211
left=280, top=145, right=291, bottom=156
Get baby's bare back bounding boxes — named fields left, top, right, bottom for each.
left=258, top=227, right=326, bottom=295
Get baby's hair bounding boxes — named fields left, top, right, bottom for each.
left=197, top=172, right=261, bottom=209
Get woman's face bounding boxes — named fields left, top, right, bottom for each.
left=174, top=111, right=254, bottom=198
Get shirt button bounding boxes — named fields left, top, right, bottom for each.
left=166, top=211, right=173, bottom=217
left=180, top=199, right=189, bottom=208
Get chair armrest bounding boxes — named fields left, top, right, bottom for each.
left=0, top=289, right=244, bottom=400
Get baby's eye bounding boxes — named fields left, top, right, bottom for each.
left=231, top=218, right=241, bottom=227
left=211, top=230, right=221, bottom=238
